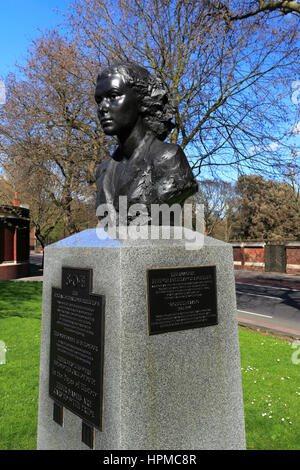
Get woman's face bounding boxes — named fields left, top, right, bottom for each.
left=95, top=73, right=139, bottom=137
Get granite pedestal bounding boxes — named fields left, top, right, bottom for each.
left=37, top=228, right=245, bottom=450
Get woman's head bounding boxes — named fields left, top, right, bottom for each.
left=95, top=62, right=175, bottom=141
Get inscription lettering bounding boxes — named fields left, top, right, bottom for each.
left=49, top=267, right=105, bottom=430
left=147, top=266, right=217, bottom=335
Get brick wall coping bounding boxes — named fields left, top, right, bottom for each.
left=230, top=242, right=266, bottom=247
left=231, top=241, right=300, bottom=247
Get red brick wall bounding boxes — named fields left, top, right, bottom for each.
left=233, top=243, right=300, bottom=274
left=0, top=263, right=29, bottom=281
left=30, top=229, right=36, bottom=251
left=233, top=245, right=265, bottom=271
left=286, top=247, right=300, bottom=274
left=233, top=247, right=243, bottom=269
left=244, top=247, right=264, bottom=271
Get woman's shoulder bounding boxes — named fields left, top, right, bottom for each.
left=95, top=158, right=111, bottom=180
left=150, top=138, right=185, bottom=163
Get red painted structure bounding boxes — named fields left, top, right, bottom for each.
left=0, top=193, right=30, bottom=280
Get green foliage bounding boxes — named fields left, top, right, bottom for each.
left=234, top=175, right=300, bottom=240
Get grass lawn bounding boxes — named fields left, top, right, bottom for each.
left=0, top=281, right=299, bottom=450
left=239, top=327, right=300, bottom=450
left=0, top=282, right=42, bottom=450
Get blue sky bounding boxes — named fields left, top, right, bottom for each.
left=0, top=0, right=70, bottom=77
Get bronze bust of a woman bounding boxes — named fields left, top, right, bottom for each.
left=94, top=62, right=198, bottom=224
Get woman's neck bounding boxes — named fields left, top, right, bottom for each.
left=117, top=117, right=147, bottom=159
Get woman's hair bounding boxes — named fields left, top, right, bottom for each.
left=97, top=62, right=176, bottom=141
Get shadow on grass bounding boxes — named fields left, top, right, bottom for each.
left=0, top=281, right=42, bottom=320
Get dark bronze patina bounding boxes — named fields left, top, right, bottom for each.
left=146, top=266, right=218, bottom=335
left=95, top=63, right=198, bottom=223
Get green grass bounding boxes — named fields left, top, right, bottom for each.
left=239, top=328, right=300, bottom=450
left=0, top=281, right=43, bottom=320
left=0, top=282, right=42, bottom=450
left=0, top=281, right=300, bottom=449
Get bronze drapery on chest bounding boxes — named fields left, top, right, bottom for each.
left=96, top=131, right=197, bottom=216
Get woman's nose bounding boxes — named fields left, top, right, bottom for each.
left=99, top=97, right=109, bottom=113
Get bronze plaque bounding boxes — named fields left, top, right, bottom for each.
left=146, top=265, right=217, bottom=335
left=49, top=267, right=105, bottom=430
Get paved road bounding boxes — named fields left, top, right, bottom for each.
left=18, top=258, right=300, bottom=338
left=30, top=252, right=43, bottom=264
left=235, top=276, right=300, bottom=337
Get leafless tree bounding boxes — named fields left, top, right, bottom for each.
left=208, top=1, right=300, bottom=21
left=67, top=0, right=300, bottom=177
left=0, top=31, right=110, bottom=236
